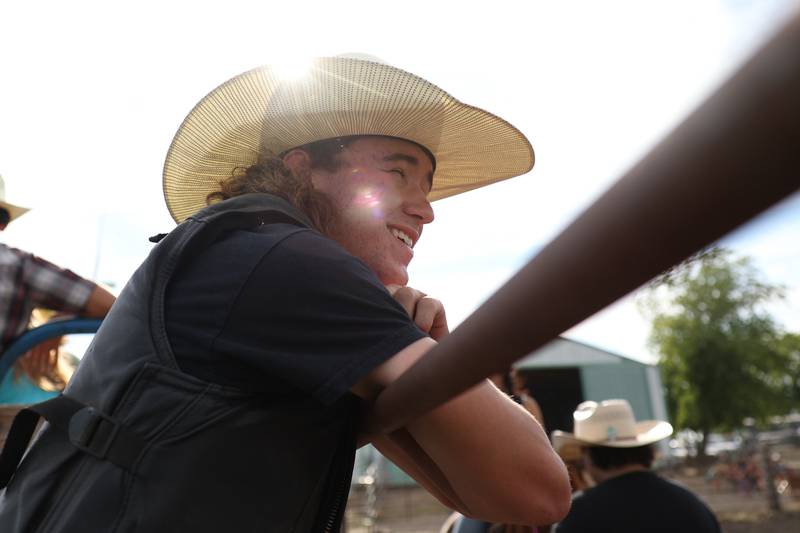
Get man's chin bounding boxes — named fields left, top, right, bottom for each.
left=378, top=267, right=409, bottom=287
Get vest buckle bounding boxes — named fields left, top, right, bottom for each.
left=68, top=406, right=120, bottom=459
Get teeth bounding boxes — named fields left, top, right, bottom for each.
left=390, top=228, right=413, bottom=248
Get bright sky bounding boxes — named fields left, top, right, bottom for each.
left=1, top=0, right=798, bottom=363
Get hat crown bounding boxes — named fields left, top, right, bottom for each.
left=573, top=399, right=638, bottom=443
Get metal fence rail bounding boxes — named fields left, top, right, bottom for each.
left=365, top=10, right=800, bottom=435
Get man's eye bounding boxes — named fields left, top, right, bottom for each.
left=390, top=168, right=406, bottom=178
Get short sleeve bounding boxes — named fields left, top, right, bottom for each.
left=213, top=229, right=427, bottom=404
left=21, top=253, right=94, bottom=313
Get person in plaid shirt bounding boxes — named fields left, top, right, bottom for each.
left=0, top=175, right=115, bottom=402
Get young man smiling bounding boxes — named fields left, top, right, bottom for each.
left=282, top=135, right=435, bottom=287
left=0, top=58, right=570, bottom=532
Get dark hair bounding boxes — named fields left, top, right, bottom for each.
left=206, top=135, right=436, bottom=235
left=587, top=444, right=655, bottom=470
left=0, top=207, right=11, bottom=226
left=206, top=137, right=359, bottom=235
left=288, top=136, right=360, bottom=173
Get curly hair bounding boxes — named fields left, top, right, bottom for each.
left=206, top=137, right=360, bottom=236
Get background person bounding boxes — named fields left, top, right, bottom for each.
left=553, top=441, right=592, bottom=496
left=551, top=399, right=721, bottom=533
left=0, top=175, right=115, bottom=404
left=509, top=367, right=545, bottom=424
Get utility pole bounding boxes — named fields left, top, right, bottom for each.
left=761, top=441, right=781, bottom=512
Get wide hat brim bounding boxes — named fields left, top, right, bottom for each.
left=0, top=200, right=30, bottom=222
left=551, top=420, right=674, bottom=450
left=163, top=57, right=534, bottom=223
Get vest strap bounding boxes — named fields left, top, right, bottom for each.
left=0, top=395, right=147, bottom=488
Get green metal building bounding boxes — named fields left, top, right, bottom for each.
left=514, top=337, right=668, bottom=435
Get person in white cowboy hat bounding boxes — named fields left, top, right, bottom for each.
left=0, top=174, right=115, bottom=405
left=551, top=399, right=721, bottom=533
left=0, top=58, right=570, bottom=532
left=0, top=176, right=30, bottom=227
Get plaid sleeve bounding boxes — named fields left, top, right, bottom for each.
left=21, top=254, right=95, bottom=313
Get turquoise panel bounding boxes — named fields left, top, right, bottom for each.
left=580, top=361, right=654, bottom=420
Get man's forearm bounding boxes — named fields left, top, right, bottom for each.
left=371, top=428, right=470, bottom=514
left=82, top=284, right=116, bottom=317
left=405, top=381, right=571, bottom=525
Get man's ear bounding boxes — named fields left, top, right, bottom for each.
left=0, top=223, right=7, bottom=231
left=282, top=148, right=312, bottom=178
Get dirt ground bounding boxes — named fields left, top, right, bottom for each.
left=345, top=488, right=800, bottom=533
left=720, top=511, right=800, bottom=533
left=344, top=444, right=800, bottom=533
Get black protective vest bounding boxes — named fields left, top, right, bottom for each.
left=0, top=194, right=358, bottom=532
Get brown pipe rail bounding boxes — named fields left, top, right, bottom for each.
left=364, top=10, right=800, bottom=435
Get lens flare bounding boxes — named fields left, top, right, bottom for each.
left=354, top=188, right=384, bottom=218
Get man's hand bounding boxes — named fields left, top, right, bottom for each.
left=20, top=336, right=62, bottom=379
left=385, top=285, right=449, bottom=341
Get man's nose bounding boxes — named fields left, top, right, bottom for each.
left=405, top=192, right=435, bottom=225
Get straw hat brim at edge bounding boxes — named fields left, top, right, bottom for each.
left=0, top=201, right=29, bottom=223
left=163, top=57, right=534, bottom=223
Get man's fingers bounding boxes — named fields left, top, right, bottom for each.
left=413, top=297, right=437, bottom=332
left=414, top=297, right=449, bottom=340
left=386, top=285, right=448, bottom=339
left=390, top=286, right=426, bottom=317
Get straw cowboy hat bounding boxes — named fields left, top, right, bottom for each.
left=163, top=56, right=534, bottom=223
left=551, top=399, right=673, bottom=450
left=0, top=175, right=30, bottom=223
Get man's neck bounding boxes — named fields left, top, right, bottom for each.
left=591, top=464, right=649, bottom=484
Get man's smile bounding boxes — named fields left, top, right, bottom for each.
left=389, top=227, right=414, bottom=248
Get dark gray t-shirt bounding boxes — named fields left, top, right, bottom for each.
left=555, top=470, right=721, bottom=533
left=164, top=222, right=426, bottom=405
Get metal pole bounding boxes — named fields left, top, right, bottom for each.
left=761, top=441, right=782, bottom=512
left=365, top=10, right=800, bottom=434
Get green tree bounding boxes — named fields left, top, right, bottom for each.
left=642, top=248, right=790, bottom=456
left=776, top=332, right=800, bottom=411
